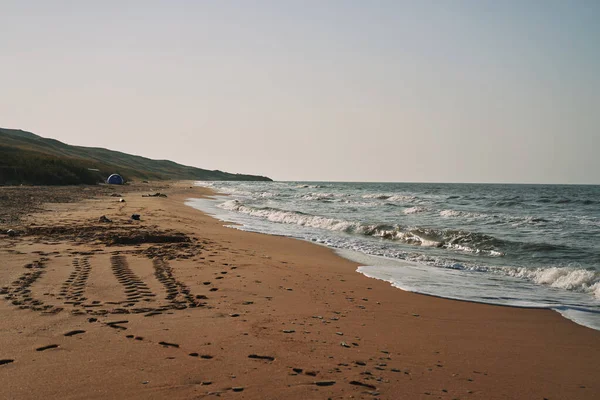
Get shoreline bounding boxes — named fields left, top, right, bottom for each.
left=0, top=181, right=598, bottom=399
left=188, top=189, right=600, bottom=331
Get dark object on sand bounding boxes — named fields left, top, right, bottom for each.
left=131, top=214, right=140, bottom=221
left=99, top=215, right=112, bottom=223
left=64, top=330, right=86, bottom=337
left=6, top=229, right=17, bottom=237
left=106, top=174, right=124, bottom=185
left=315, top=381, right=336, bottom=386
left=158, top=341, right=179, bottom=348
left=349, top=380, right=377, bottom=390
left=248, top=354, right=275, bottom=361
left=119, top=198, right=125, bottom=203
left=142, top=192, right=168, bottom=198
left=36, top=344, right=59, bottom=352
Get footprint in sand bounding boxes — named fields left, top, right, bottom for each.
left=64, top=330, right=86, bottom=337
left=158, top=341, right=179, bottom=348
left=36, top=344, right=59, bottom=352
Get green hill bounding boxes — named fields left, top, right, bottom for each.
left=0, top=128, right=272, bottom=185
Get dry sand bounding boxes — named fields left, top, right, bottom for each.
left=0, top=182, right=598, bottom=400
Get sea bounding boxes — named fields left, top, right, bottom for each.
left=186, top=181, right=600, bottom=331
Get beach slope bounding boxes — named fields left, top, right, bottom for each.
left=0, top=182, right=598, bottom=399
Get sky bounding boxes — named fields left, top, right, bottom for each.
left=1, top=1, right=599, bottom=184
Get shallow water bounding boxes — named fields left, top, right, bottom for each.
left=187, top=181, right=600, bottom=330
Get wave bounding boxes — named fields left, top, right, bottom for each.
left=193, top=189, right=600, bottom=307
left=403, top=206, right=429, bottom=215
left=386, top=255, right=600, bottom=299
left=538, top=197, right=599, bottom=205
left=493, top=200, right=521, bottom=207
left=509, top=216, right=550, bottom=227
left=301, top=192, right=344, bottom=201
left=362, top=193, right=418, bottom=202
left=439, top=209, right=485, bottom=219
left=459, top=265, right=600, bottom=299
left=215, top=197, right=590, bottom=263
left=440, top=209, right=552, bottom=227
left=218, top=200, right=360, bottom=232
left=206, top=187, right=254, bottom=197
left=579, top=218, right=600, bottom=227
left=295, top=184, right=324, bottom=189
left=218, top=200, right=506, bottom=255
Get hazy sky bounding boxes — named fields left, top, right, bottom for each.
left=2, top=1, right=599, bottom=183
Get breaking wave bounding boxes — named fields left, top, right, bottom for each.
left=461, top=265, right=600, bottom=299
left=218, top=200, right=506, bottom=255
left=213, top=199, right=598, bottom=299
left=191, top=180, right=600, bottom=330
left=218, top=200, right=360, bottom=232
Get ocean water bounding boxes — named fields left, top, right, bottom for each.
left=186, top=181, right=600, bottom=330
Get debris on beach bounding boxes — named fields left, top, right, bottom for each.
left=99, top=215, right=112, bottom=223
left=142, top=193, right=168, bottom=198
left=131, top=214, right=140, bottom=221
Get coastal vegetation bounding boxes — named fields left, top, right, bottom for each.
left=0, top=128, right=272, bottom=185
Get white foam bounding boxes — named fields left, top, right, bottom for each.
left=362, top=193, right=391, bottom=200
left=362, top=193, right=417, bottom=202
left=440, top=209, right=462, bottom=217
left=218, top=200, right=360, bottom=232
left=300, top=192, right=341, bottom=201
left=439, top=209, right=486, bottom=219
left=187, top=195, right=600, bottom=331
left=388, top=195, right=418, bottom=202
left=403, top=206, right=429, bottom=214
left=351, top=258, right=600, bottom=331
left=501, top=267, right=600, bottom=298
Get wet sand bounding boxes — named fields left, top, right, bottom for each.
left=0, top=182, right=598, bottom=399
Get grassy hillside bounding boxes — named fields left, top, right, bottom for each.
left=0, top=128, right=272, bottom=185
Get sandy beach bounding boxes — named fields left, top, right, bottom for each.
left=0, top=182, right=598, bottom=400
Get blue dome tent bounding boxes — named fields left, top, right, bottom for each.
left=106, top=174, right=124, bottom=185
